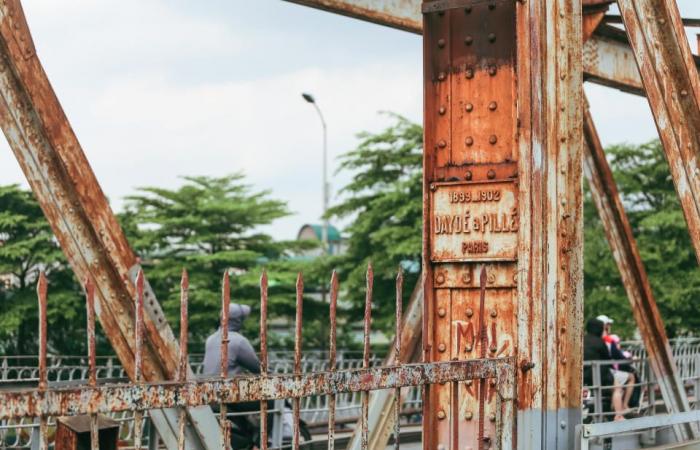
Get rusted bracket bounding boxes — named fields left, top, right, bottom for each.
left=0, top=2, right=220, bottom=448
left=583, top=98, right=698, bottom=442
left=617, top=0, right=700, bottom=268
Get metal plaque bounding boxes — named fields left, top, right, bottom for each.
left=430, top=180, right=518, bottom=262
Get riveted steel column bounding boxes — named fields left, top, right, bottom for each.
left=617, top=0, right=700, bottom=264
left=516, top=0, right=583, bottom=448
left=422, top=1, right=521, bottom=448
left=0, top=1, right=220, bottom=448
left=583, top=100, right=697, bottom=441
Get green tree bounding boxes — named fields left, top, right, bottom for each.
left=0, top=185, right=83, bottom=354
left=120, top=174, right=324, bottom=349
left=331, top=117, right=699, bottom=340
left=584, top=141, right=700, bottom=337
left=327, top=114, right=423, bottom=335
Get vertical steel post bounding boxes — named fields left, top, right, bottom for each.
left=583, top=101, right=696, bottom=441
left=421, top=0, right=582, bottom=448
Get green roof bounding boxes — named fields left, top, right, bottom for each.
left=298, top=224, right=342, bottom=242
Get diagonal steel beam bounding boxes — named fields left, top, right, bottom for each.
left=616, top=0, right=700, bottom=265
left=0, top=2, right=220, bottom=448
left=583, top=100, right=696, bottom=441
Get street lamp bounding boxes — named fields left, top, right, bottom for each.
left=302, top=92, right=329, bottom=255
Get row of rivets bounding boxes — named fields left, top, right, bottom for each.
left=464, top=101, right=498, bottom=112
left=464, top=2, right=497, bottom=13
left=464, top=136, right=498, bottom=146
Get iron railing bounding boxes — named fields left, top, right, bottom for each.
left=0, top=266, right=516, bottom=450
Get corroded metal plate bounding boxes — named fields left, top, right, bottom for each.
left=430, top=180, right=518, bottom=262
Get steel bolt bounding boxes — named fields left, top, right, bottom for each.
left=490, top=309, right=497, bottom=318
left=438, top=343, right=447, bottom=353
left=465, top=411, right=473, bottom=420
left=560, top=421, right=567, bottom=429
left=466, top=308, right=474, bottom=317
left=465, top=344, right=473, bottom=352
left=489, top=101, right=498, bottom=111
left=438, top=140, right=447, bottom=149
left=488, top=33, right=496, bottom=43
left=438, top=71, right=446, bottom=81
left=465, top=171, right=473, bottom=180
left=489, top=135, right=498, bottom=145
left=439, top=106, right=446, bottom=115
left=489, top=413, right=496, bottom=422
left=465, top=103, right=474, bottom=112
left=465, top=136, right=474, bottom=146
left=465, top=35, right=473, bottom=45
left=487, top=169, right=496, bottom=179
left=438, top=307, right=446, bottom=317
left=436, top=273, right=446, bottom=284
left=437, top=410, right=446, bottom=420
left=465, top=68, right=474, bottom=79
left=438, top=38, right=446, bottom=48
left=489, top=66, right=497, bottom=76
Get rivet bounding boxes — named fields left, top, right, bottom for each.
left=489, top=135, right=498, bottom=145
left=438, top=38, right=446, bottom=48
left=560, top=388, right=567, bottom=396
left=489, top=413, right=496, bottom=422
left=490, top=309, right=497, bottom=318
left=490, top=346, right=497, bottom=354
left=466, top=344, right=473, bottom=352
left=437, top=409, right=446, bottom=420
left=488, top=33, right=496, bottom=43
left=465, top=171, right=473, bottom=180
left=681, top=90, right=689, bottom=97
left=465, top=36, right=473, bottom=45
left=490, top=379, right=496, bottom=386
left=561, top=294, right=569, bottom=303
left=438, top=343, right=447, bottom=353
left=466, top=308, right=474, bottom=318
left=465, top=136, right=474, bottom=146
left=560, top=71, right=566, bottom=80
left=489, top=101, right=498, bottom=111
left=560, top=326, right=566, bottom=333
left=487, top=169, right=496, bottom=179
left=466, top=379, right=473, bottom=386
left=659, top=18, right=666, bottom=25
left=465, top=6, right=472, bottom=13
left=465, top=68, right=474, bottom=79
left=560, top=420, right=567, bottom=429
left=561, top=356, right=567, bottom=364
left=439, top=106, right=446, bottom=115
left=438, top=307, right=446, bottom=317
left=436, top=273, right=446, bottom=284
left=465, top=103, right=474, bottom=112
left=489, top=66, right=497, bottom=76
left=438, top=140, right=447, bottom=149
left=438, top=72, right=446, bottom=81
left=430, top=183, right=437, bottom=191
left=560, top=136, right=566, bottom=143
left=465, top=411, right=473, bottom=420
left=461, top=273, right=471, bottom=284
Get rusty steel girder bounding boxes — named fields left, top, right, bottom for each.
left=583, top=100, right=697, bottom=442
left=617, top=0, right=700, bottom=265
left=421, top=0, right=582, bottom=449
left=0, top=2, right=220, bottom=448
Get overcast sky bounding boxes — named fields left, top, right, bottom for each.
left=1, top=1, right=699, bottom=240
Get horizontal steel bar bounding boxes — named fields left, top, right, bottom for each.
left=581, top=410, right=700, bottom=438
left=0, top=359, right=512, bottom=419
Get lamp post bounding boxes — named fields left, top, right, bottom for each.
left=302, top=92, right=329, bottom=255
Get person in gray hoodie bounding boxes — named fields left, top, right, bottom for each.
left=203, top=303, right=260, bottom=376
left=203, top=303, right=269, bottom=449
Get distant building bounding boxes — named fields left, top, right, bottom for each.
left=296, top=223, right=345, bottom=256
